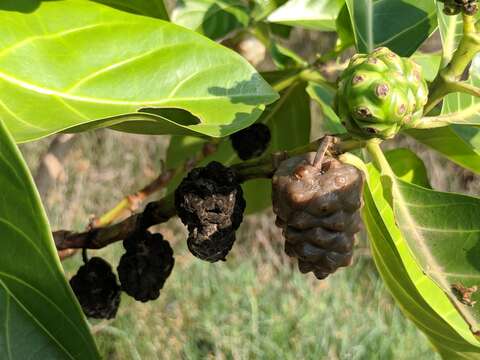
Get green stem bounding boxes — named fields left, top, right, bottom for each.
left=365, top=140, right=394, bottom=177
left=232, top=135, right=367, bottom=181
left=299, top=68, right=338, bottom=91
left=425, top=15, right=480, bottom=114
left=415, top=101, right=480, bottom=128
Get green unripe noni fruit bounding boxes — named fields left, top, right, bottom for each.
left=336, top=47, right=428, bottom=139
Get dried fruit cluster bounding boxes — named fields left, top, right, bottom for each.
left=70, top=230, right=174, bottom=319
left=439, top=0, right=478, bottom=15
left=272, top=152, right=364, bottom=279
left=175, top=161, right=246, bottom=262
left=118, top=231, right=174, bottom=302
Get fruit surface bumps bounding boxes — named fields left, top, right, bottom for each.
left=118, top=231, right=174, bottom=302
left=272, top=153, right=364, bottom=279
left=70, top=257, right=121, bottom=319
left=336, top=47, right=428, bottom=139
left=175, top=161, right=246, bottom=262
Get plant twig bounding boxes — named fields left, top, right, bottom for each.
left=415, top=102, right=480, bottom=128
left=425, top=15, right=480, bottom=114
left=91, top=141, right=218, bottom=228
left=54, top=194, right=176, bottom=250
left=55, top=136, right=366, bottom=253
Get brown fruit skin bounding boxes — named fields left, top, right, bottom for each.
left=272, top=153, right=364, bottom=279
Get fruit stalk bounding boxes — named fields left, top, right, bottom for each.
left=425, top=14, right=480, bottom=114
left=54, top=136, right=366, bottom=254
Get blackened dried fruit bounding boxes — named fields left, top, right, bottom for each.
left=438, top=0, right=478, bottom=15
left=118, top=231, right=174, bottom=302
left=175, top=161, right=246, bottom=262
left=70, top=257, right=121, bottom=319
left=272, top=152, right=364, bottom=279
left=230, top=123, right=271, bottom=160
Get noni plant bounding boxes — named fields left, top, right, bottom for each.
left=1, top=0, right=480, bottom=358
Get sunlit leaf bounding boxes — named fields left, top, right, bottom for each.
left=171, top=0, right=249, bottom=40
left=342, top=154, right=480, bottom=359
left=92, top=0, right=169, bottom=20
left=0, top=0, right=277, bottom=142
left=345, top=0, right=437, bottom=56
left=393, top=178, right=480, bottom=334
left=267, top=0, right=344, bottom=31
left=0, top=119, right=99, bottom=358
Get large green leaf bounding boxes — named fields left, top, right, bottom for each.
left=407, top=54, right=480, bottom=174
left=407, top=126, right=480, bottom=174
left=437, top=2, right=463, bottom=65
left=392, top=178, right=480, bottom=334
left=345, top=0, right=437, bottom=56
left=267, top=0, right=344, bottom=31
left=0, top=0, right=278, bottom=143
left=250, top=0, right=289, bottom=20
left=440, top=55, right=480, bottom=125
left=411, top=52, right=442, bottom=82
left=167, top=80, right=311, bottom=214
left=91, top=0, right=169, bottom=20
left=306, top=82, right=347, bottom=134
left=0, top=119, right=99, bottom=358
left=171, top=0, right=250, bottom=40
left=385, top=148, right=430, bottom=188
left=343, top=154, right=480, bottom=359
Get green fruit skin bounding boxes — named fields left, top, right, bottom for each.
left=336, top=47, right=428, bottom=140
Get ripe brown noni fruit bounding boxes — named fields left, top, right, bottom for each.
left=70, top=257, right=121, bottom=319
left=272, top=152, right=364, bottom=279
left=117, top=230, right=174, bottom=302
left=175, top=161, right=246, bottom=262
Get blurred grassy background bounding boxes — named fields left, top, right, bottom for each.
left=17, top=27, right=480, bottom=360
left=22, top=128, right=476, bottom=359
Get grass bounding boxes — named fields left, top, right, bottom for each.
left=20, top=130, right=458, bottom=360
left=88, top=237, right=438, bottom=360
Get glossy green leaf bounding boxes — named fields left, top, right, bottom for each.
left=407, top=57, right=480, bottom=174
left=392, top=178, right=480, bottom=334
left=345, top=0, right=437, bottom=56
left=267, top=0, right=344, bottom=31
left=435, top=2, right=480, bottom=64
left=167, top=80, right=311, bottom=214
left=385, top=148, right=430, bottom=188
left=171, top=0, right=250, bottom=40
left=0, top=119, right=99, bottom=358
left=306, top=82, right=346, bottom=134
left=440, top=55, right=480, bottom=125
left=335, top=4, right=355, bottom=51
left=342, top=154, right=480, bottom=359
left=411, top=53, right=442, bottom=82
left=407, top=126, right=480, bottom=174
left=91, top=0, right=169, bottom=20
left=269, top=42, right=308, bottom=69
left=250, top=0, right=289, bottom=20
left=0, top=0, right=278, bottom=143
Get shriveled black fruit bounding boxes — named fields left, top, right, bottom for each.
left=70, top=257, right=121, bottom=319
left=118, top=231, right=174, bottom=302
left=438, top=0, right=478, bottom=15
left=230, top=123, right=271, bottom=160
left=175, top=161, right=246, bottom=262
left=272, top=152, right=364, bottom=279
